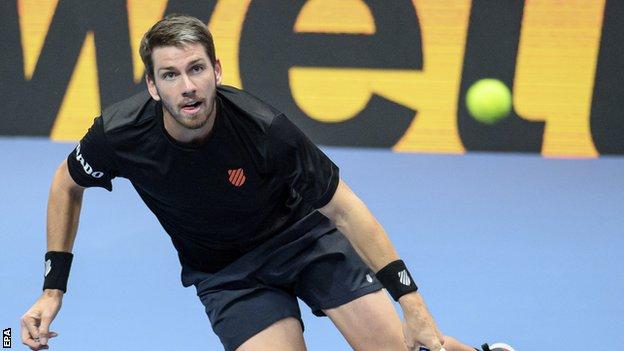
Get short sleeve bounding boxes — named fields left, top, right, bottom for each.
left=268, top=114, right=339, bottom=208
left=66, top=116, right=119, bottom=191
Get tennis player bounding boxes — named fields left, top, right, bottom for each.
left=21, top=15, right=513, bottom=351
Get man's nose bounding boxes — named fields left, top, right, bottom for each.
left=181, top=74, right=196, bottom=95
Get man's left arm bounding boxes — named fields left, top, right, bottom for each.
left=318, top=178, right=445, bottom=351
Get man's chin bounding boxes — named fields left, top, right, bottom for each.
left=181, top=120, right=208, bottom=130
left=176, top=115, right=208, bottom=130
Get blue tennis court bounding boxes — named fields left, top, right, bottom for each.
left=1, top=138, right=622, bottom=350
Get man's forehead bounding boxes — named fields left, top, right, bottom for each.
left=152, top=43, right=208, bottom=69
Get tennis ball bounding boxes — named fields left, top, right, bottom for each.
left=466, top=79, right=512, bottom=124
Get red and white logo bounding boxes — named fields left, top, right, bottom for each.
left=227, top=168, right=246, bottom=187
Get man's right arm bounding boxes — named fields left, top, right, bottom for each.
left=46, top=159, right=85, bottom=253
left=21, top=159, right=85, bottom=350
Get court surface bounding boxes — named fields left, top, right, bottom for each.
left=1, top=137, right=622, bottom=350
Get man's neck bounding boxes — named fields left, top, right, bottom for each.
left=163, top=106, right=217, bottom=146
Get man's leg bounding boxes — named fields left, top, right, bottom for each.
left=236, top=317, right=306, bottom=351
left=323, top=289, right=406, bottom=351
left=324, top=290, right=477, bottom=351
left=184, top=263, right=306, bottom=351
left=289, top=229, right=478, bottom=350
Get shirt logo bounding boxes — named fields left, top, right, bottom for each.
left=227, top=168, right=246, bottom=187
left=75, top=144, right=104, bottom=178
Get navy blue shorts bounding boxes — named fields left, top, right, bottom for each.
left=181, top=213, right=383, bottom=351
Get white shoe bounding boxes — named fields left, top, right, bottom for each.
left=481, top=342, right=516, bottom=351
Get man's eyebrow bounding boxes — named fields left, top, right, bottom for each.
left=187, top=58, right=205, bottom=66
left=157, top=59, right=206, bottom=72
left=158, top=66, right=176, bottom=72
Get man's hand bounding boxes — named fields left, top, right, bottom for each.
left=21, top=289, right=63, bottom=350
left=399, top=292, right=445, bottom=351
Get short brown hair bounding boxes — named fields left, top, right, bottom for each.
left=140, top=14, right=216, bottom=80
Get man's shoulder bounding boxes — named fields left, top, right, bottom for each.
left=100, top=90, right=156, bottom=134
left=217, top=85, right=283, bottom=128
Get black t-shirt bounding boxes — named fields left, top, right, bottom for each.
left=67, top=86, right=339, bottom=272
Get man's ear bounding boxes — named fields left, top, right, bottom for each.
left=146, top=74, right=161, bottom=101
left=214, top=59, right=222, bottom=86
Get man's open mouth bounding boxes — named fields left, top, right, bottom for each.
left=181, top=101, right=202, bottom=112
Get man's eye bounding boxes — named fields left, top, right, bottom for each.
left=191, top=65, right=205, bottom=73
left=162, top=72, right=176, bottom=80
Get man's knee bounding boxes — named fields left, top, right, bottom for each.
left=236, top=317, right=306, bottom=351
left=324, top=291, right=407, bottom=350
left=356, top=323, right=406, bottom=351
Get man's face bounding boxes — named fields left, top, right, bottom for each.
left=146, top=43, right=222, bottom=131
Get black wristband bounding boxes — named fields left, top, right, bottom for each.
left=375, top=259, right=418, bottom=301
left=43, top=251, right=74, bottom=293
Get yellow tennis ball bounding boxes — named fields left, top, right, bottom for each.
left=466, top=79, right=512, bottom=124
